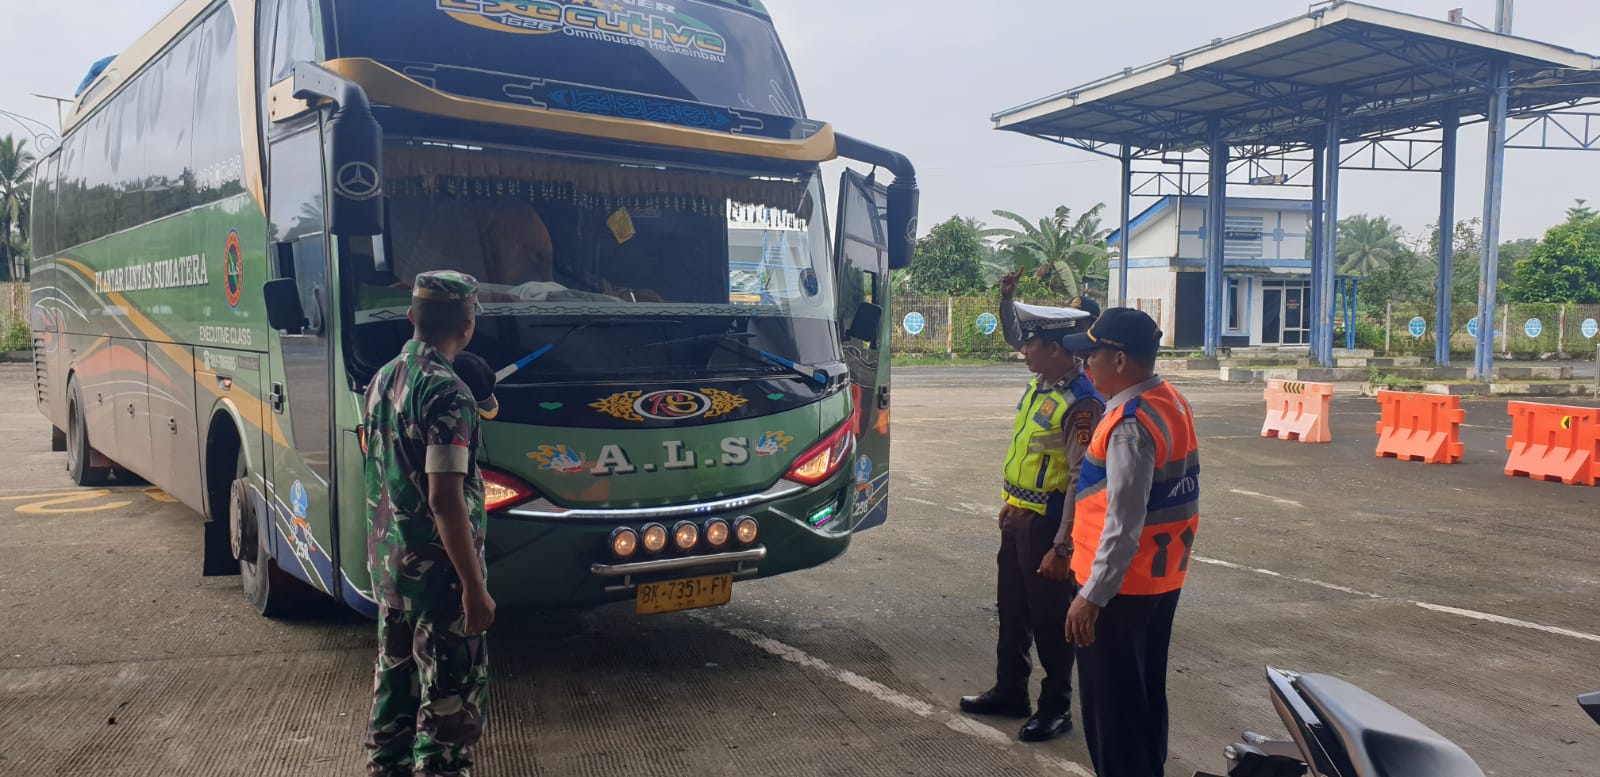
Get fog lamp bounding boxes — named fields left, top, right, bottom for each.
left=610, top=527, right=638, bottom=559
left=640, top=523, right=668, bottom=553
left=704, top=518, right=730, bottom=548
left=672, top=521, right=699, bottom=551
left=734, top=516, right=759, bottom=545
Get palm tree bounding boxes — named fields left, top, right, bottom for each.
left=981, top=204, right=1111, bottom=296
left=1335, top=214, right=1403, bottom=277
left=0, top=135, right=36, bottom=282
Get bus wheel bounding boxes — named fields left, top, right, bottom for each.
left=231, top=451, right=307, bottom=617
left=66, top=378, right=112, bottom=487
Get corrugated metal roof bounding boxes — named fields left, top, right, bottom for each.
left=992, top=1, right=1600, bottom=153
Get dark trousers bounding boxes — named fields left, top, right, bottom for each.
left=1076, top=589, right=1182, bottom=777
left=994, top=504, right=1076, bottom=712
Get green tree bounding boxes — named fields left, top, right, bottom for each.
left=1507, top=208, right=1600, bottom=303
left=0, top=135, right=35, bottom=282
left=1336, top=214, right=1404, bottom=277
left=906, top=216, right=985, bottom=295
left=981, top=204, right=1109, bottom=297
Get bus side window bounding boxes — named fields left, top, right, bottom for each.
left=270, top=0, right=322, bottom=84
left=277, top=238, right=328, bottom=335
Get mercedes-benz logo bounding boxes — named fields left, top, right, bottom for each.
left=335, top=161, right=381, bottom=201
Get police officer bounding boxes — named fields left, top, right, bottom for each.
left=1061, top=308, right=1200, bottom=777
left=363, top=270, right=495, bottom=777
left=960, top=274, right=1104, bottom=743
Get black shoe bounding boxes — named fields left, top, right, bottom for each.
left=958, top=689, right=1031, bottom=718
left=1018, top=709, right=1073, bottom=742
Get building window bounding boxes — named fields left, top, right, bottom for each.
left=1226, top=277, right=1243, bottom=333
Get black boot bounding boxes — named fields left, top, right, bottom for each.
left=1018, top=708, right=1072, bottom=742
left=958, top=689, right=1031, bottom=718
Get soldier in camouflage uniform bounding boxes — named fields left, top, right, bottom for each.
left=363, top=271, right=496, bottom=777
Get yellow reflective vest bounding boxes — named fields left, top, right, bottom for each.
left=1002, top=372, right=1102, bottom=515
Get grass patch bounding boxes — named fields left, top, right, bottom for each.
left=1, top=320, right=29, bottom=352
left=892, top=354, right=1014, bottom=367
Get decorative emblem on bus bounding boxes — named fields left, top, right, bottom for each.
left=589, top=388, right=748, bottom=422
left=528, top=444, right=586, bottom=473
left=753, top=431, right=793, bottom=456
left=224, top=229, right=244, bottom=309
left=334, top=161, right=382, bottom=201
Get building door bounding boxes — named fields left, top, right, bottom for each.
left=1281, top=285, right=1309, bottom=344
left=1259, top=281, right=1311, bottom=345
left=1261, top=289, right=1282, bottom=345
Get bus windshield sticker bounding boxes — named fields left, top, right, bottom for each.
left=436, top=0, right=729, bottom=63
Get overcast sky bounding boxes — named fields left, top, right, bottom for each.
left=3, top=0, right=1598, bottom=242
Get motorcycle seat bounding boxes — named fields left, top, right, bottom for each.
left=1297, top=674, right=1486, bottom=777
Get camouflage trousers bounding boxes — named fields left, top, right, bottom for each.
left=366, top=606, right=489, bottom=777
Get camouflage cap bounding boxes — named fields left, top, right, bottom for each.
left=413, top=270, right=479, bottom=302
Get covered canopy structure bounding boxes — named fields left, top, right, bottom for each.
left=993, top=0, right=1600, bottom=374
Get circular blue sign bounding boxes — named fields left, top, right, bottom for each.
left=976, top=312, right=998, bottom=336
left=902, top=311, right=926, bottom=336
left=1525, top=318, right=1543, bottom=338
left=1467, top=317, right=1479, bottom=337
left=1583, top=318, right=1599, bottom=339
left=1408, top=317, right=1426, bottom=338
left=854, top=455, right=872, bottom=484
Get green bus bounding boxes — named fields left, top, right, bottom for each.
left=28, top=0, right=917, bottom=617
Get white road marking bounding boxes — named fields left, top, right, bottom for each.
left=900, top=496, right=940, bottom=507
left=1193, top=555, right=1600, bottom=642
left=697, top=615, right=1095, bottom=776
left=1412, top=602, right=1600, bottom=644
left=1226, top=488, right=1304, bottom=508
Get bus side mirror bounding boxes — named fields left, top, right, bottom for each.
left=886, top=180, right=919, bottom=270
left=264, top=278, right=307, bottom=334
left=847, top=302, right=882, bottom=346
left=326, top=104, right=384, bottom=237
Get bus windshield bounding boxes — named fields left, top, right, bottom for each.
left=349, top=143, right=838, bottom=384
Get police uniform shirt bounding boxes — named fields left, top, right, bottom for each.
left=1001, top=302, right=1105, bottom=545
left=1077, top=375, right=1164, bottom=606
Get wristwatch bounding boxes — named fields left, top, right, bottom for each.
left=1053, top=543, right=1072, bottom=559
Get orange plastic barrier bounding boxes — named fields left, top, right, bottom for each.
left=1261, top=379, right=1334, bottom=443
left=1504, top=402, right=1600, bottom=486
left=1374, top=391, right=1465, bottom=464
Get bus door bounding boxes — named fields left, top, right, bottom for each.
left=835, top=169, right=893, bottom=531
left=263, top=123, right=336, bottom=594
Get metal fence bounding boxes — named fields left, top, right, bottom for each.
left=890, top=296, right=1162, bottom=357
left=1355, top=302, right=1600, bottom=357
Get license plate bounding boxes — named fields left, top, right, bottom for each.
left=636, top=573, right=733, bottom=615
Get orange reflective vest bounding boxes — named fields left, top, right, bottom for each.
left=1071, top=380, right=1199, bottom=596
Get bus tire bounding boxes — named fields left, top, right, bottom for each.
left=66, top=378, right=112, bottom=487
left=231, top=450, right=309, bottom=617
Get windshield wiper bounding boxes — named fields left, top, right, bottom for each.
left=629, top=327, right=832, bottom=385
left=494, top=317, right=662, bottom=383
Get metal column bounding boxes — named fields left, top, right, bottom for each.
left=1118, top=144, right=1132, bottom=307
left=1436, top=114, right=1458, bottom=367
left=1310, top=142, right=1325, bottom=352
left=1474, top=59, right=1509, bottom=379
left=1317, top=94, right=1342, bottom=366
left=1204, top=119, right=1227, bottom=358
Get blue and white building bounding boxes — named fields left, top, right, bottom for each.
left=1106, top=196, right=1312, bottom=349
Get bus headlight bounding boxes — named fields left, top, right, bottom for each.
left=672, top=521, right=699, bottom=551
left=640, top=523, right=668, bottom=553
left=734, top=516, right=759, bottom=545
left=610, top=527, right=638, bottom=559
left=703, top=518, right=730, bottom=549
